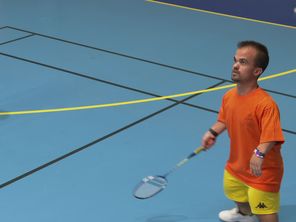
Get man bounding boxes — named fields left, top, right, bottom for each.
left=202, top=41, right=284, bottom=222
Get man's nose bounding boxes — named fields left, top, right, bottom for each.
left=233, top=62, right=239, bottom=69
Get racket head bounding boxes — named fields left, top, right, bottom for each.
left=133, top=175, right=168, bottom=199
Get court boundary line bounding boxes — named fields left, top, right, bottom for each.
left=0, top=34, right=35, bottom=46
left=0, top=26, right=295, bottom=135
left=0, top=51, right=219, bottom=113
left=2, top=26, right=296, bottom=101
left=146, top=0, right=296, bottom=29
left=0, top=66, right=294, bottom=116
left=0, top=81, right=225, bottom=190
left=5, top=26, right=225, bottom=82
left=0, top=26, right=9, bottom=30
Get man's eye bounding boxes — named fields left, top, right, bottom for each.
left=239, top=60, right=247, bottom=65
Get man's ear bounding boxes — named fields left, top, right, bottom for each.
left=254, top=67, right=263, bottom=78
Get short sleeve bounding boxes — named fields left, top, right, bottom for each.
left=260, top=102, right=285, bottom=144
left=217, top=96, right=226, bottom=123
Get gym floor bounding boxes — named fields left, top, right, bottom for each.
left=0, top=1, right=295, bottom=221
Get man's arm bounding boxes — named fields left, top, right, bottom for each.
left=250, top=142, right=276, bottom=177
left=202, top=121, right=226, bottom=149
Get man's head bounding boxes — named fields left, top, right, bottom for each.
left=237, top=41, right=269, bottom=73
left=232, top=41, right=269, bottom=83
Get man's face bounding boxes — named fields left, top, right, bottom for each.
left=232, top=46, right=262, bottom=83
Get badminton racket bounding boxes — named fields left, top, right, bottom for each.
left=133, top=146, right=204, bottom=199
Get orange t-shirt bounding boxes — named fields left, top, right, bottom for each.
left=218, top=87, right=284, bottom=192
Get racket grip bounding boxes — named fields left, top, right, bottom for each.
left=187, top=146, right=204, bottom=159
left=194, top=146, right=204, bottom=154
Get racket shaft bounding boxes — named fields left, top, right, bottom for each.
left=176, top=158, right=189, bottom=167
left=174, top=147, right=204, bottom=170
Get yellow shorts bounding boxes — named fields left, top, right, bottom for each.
left=223, top=170, right=280, bottom=215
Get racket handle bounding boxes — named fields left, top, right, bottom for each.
left=186, top=146, right=204, bottom=159
left=193, top=146, right=204, bottom=154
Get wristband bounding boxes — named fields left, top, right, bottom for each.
left=254, top=148, right=265, bottom=159
left=209, top=128, right=218, bottom=137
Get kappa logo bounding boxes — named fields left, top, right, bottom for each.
left=256, top=202, right=268, bottom=209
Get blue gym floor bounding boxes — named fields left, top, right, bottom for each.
left=0, top=1, right=295, bottom=221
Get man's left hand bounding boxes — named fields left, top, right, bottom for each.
left=250, top=154, right=263, bottom=177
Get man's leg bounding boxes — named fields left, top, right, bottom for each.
left=236, top=201, right=252, bottom=215
left=219, top=171, right=257, bottom=221
left=256, top=213, right=278, bottom=222
left=248, top=187, right=280, bottom=222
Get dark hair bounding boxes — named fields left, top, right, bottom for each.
left=237, top=41, right=269, bottom=72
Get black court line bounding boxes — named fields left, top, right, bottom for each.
left=0, top=51, right=295, bottom=135
left=0, top=51, right=218, bottom=113
left=1, top=27, right=295, bottom=134
left=0, top=34, right=35, bottom=46
left=5, top=26, right=296, bottom=99
left=0, top=26, right=8, bottom=30
left=263, top=89, right=296, bottom=99
left=0, top=81, right=225, bottom=190
left=4, top=27, right=222, bottom=81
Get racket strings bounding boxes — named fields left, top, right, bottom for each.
left=134, top=176, right=167, bottom=199
left=146, top=176, right=166, bottom=187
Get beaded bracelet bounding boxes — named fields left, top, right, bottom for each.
left=254, top=148, right=265, bottom=159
